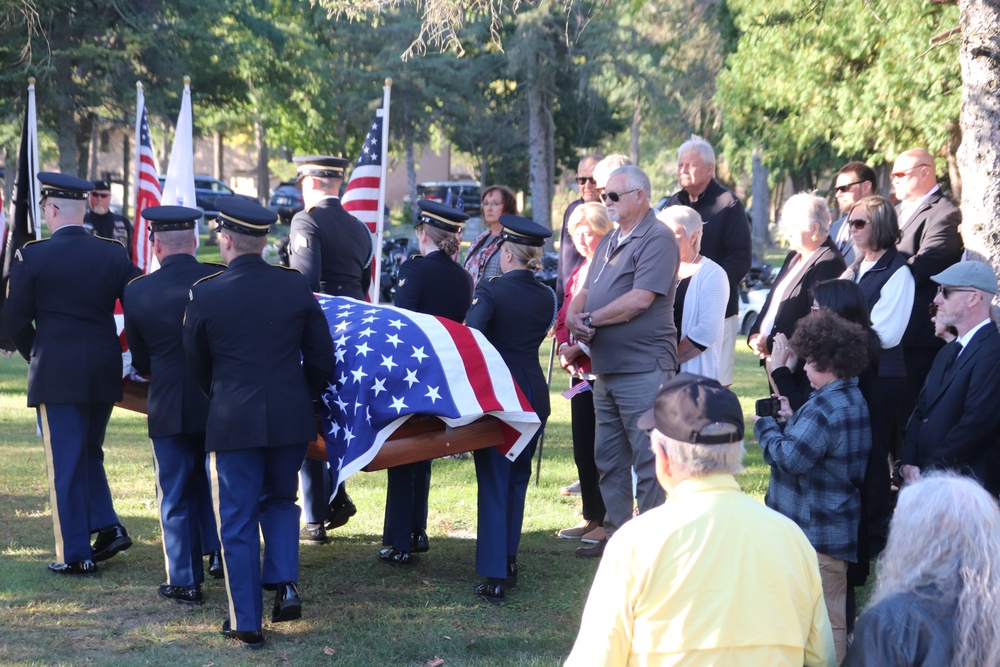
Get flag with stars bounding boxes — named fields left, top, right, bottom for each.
left=316, top=295, right=540, bottom=488
left=132, top=84, right=162, bottom=273
left=342, top=83, right=391, bottom=302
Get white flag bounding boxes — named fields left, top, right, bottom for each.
left=157, top=77, right=198, bottom=269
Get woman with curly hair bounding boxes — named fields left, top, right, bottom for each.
left=753, top=309, right=872, bottom=665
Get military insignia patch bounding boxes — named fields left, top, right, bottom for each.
left=398, top=278, right=406, bottom=287
left=293, top=234, right=309, bottom=252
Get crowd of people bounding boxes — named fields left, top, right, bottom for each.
left=1, top=134, right=998, bottom=665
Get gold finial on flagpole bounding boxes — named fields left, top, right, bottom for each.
left=137, top=81, right=143, bottom=91
left=184, top=75, right=191, bottom=86
left=28, top=77, right=35, bottom=86
left=385, top=77, right=392, bottom=87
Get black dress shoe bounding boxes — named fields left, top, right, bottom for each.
left=91, top=523, right=132, bottom=563
left=271, top=582, right=302, bottom=623
left=299, top=523, right=327, bottom=545
left=48, top=560, right=98, bottom=575
left=378, top=547, right=412, bottom=565
left=207, top=551, right=224, bottom=579
left=158, top=583, right=204, bottom=605
left=411, top=530, right=430, bottom=553
left=221, top=619, right=265, bottom=649
left=325, top=494, right=357, bottom=530
left=475, top=581, right=505, bottom=605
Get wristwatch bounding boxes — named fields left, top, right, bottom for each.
left=583, top=316, right=593, bottom=328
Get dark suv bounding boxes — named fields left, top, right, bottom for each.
left=267, top=180, right=305, bottom=224
left=158, top=175, right=259, bottom=213
left=416, top=181, right=481, bottom=217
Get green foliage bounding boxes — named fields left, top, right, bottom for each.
left=715, top=0, right=960, bottom=188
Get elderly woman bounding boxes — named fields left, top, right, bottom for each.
left=466, top=214, right=557, bottom=604
left=844, top=473, right=1000, bottom=667
left=380, top=200, right=474, bottom=565
left=554, top=202, right=613, bottom=544
left=463, top=185, right=517, bottom=286
left=657, top=205, right=729, bottom=381
left=754, top=310, right=872, bottom=664
left=748, top=192, right=847, bottom=388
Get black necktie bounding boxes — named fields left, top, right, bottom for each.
left=944, top=341, right=963, bottom=375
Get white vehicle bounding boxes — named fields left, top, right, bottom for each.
left=739, top=287, right=769, bottom=335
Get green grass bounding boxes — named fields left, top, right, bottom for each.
left=0, top=261, right=779, bottom=665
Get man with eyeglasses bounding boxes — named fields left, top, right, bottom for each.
left=0, top=172, right=140, bottom=575
left=900, top=261, right=1000, bottom=497
left=556, top=154, right=603, bottom=309
left=665, top=135, right=751, bottom=388
left=890, top=148, right=963, bottom=437
left=83, top=179, right=134, bottom=259
left=567, top=165, right=679, bottom=558
left=828, top=161, right=878, bottom=267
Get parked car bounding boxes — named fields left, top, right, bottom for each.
left=416, top=181, right=482, bottom=217
left=157, top=175, right=258, bottom=213
left=268, top=180, right=304, bottom=224
left=738, top=258, right=774, bottom=335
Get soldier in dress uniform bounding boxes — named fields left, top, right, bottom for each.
left=288, top=155, right=371, bottom=543
left=83, top=178, right=134, bottom=259
left=182, top=197, right=335, bottom=649
left=379, top=200, right=474, bottom=565
left=0, top=172, right=140, bottom=574
left=123, top=205, right=223, bottom=605
left=465, top=214, right=557, bottom=603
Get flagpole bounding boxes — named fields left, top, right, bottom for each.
left=27, top=77, right=40, bottom=240
left=134, top=81, right=143, bottom=257
left=371, top=78, right=392, bottom=302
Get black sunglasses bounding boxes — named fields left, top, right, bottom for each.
left=937, top=285, right=979, bottom=300
left=847, top=218, right=868, bottom=230
left=833, top=180, right=865, bottom=195
left=600, top=188, right=638, bottom=203
left=575, top=176, right=596, bottom=185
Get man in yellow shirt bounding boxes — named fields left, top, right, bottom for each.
left=565, top=373, right=835, bottom=667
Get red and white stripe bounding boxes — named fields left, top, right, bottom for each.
left=133, top=85, right=162, bottom=273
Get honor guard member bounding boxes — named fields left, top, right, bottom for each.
left=83, top=178, right=134, bottom=259
left=380, top=200, right=474, bottom=565
left=123, top=205, right=223, bottom=605
left=466, top=214, right=557, bottom=603
left=183, top=197, right=335, bottom=649
left=289, top=154, right=371, bottom=542
left=0, top=172, right=140, bottom=574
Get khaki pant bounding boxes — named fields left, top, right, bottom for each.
left=818, top=553, right=848, bottom=665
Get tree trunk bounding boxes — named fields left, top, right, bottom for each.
left=527, top=72, right=553, bottom=237
left=751, top=148, right=770, bottom=256
left=403, top=101, right=418, bottom=224
left=945, top=118, right=963, bottom=202
left=957, top=0, right=1000, bottom=282
left=630, top=96, right=641, bottom=166
left=56, top=110, right=77, bottom=175
left=254, top=113, right=269, bottom=204
left=122, top=129, right=130, bottom=219
left=88, top=116, right=99, bottom=180
left=77, top=113, right=93, bottom=179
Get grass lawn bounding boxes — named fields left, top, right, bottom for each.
left=0, top=235, right=784, bottom=665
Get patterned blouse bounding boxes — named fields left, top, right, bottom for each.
left=463, top=229, right=503, bottom=287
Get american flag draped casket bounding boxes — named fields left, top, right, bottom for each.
left=116, top=295, right=541, bottom=486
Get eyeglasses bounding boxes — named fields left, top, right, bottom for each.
left=847, top=218, right=869, bottom=230
left=575, top=176, right=596, bottom=186
left=90, top=192, right=110, bottom=199
left=41, top=199, right=59, bottom=212
left=937, top=285, right=978, bottom=299
left=891, top=164, right=931, bottom=180
left=833, top=180, right=865, bottom=195
left=600, top=188, right=639, bottom=204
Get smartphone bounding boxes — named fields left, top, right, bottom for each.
left=755, top=397, right=781, bottom=418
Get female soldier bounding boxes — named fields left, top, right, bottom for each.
left=380, top=200, right=474, bottom=564
left=466, top=214, right=557, bottom=603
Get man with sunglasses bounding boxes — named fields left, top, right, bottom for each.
left=665, top=135, right=751, bottom=388
left=556, top=154, right=603, bottom=309
left=828, top=161, right=877, bottom=267
left=0, top=172, right=140, bottom=575
left=83, top=179, right=134, bottom=259
left=900, top=261, right=1000, bottom=496
left=890, top=148, right=963, bottom=440
left=567, top=165, right=679, bottom=558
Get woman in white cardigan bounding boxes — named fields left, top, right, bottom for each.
left=657, top=205, right=730, bottom=381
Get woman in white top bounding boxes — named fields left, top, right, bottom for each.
left=657, top=206, right=729, bottom=381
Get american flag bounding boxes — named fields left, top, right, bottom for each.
left=132, top=85, right=162, bottom=273
left=342, top=85, right=390, bottom=302
left=316, top=296, right=540, bottom=489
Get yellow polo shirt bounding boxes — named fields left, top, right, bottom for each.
left=565, top=474, right=835, bottom=667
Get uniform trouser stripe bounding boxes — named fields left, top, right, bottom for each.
left=38, top=405, right=65, bottom=563
left=208, top=452, right=237, bottom=626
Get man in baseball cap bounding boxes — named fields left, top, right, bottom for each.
left=901, top=260, right=1000, bottom=495
left=566, top=373, right=834, bottom=666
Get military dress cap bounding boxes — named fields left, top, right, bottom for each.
left=293, top=155, right=350, bottom=180
left=38, top=172, right=94, bottom=201
left=499, top=214, right=552, bottom=247
left=931, top=261, right=999, bottom=295
left=213, top=197, right=277, bottom=237
left=91, top=179, right=112, bottom=191
left=142, top=205, right=202, bottom=233
left=416, top=199, right=469, bottom=233
left=637, top=373, right=744, bottom=444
